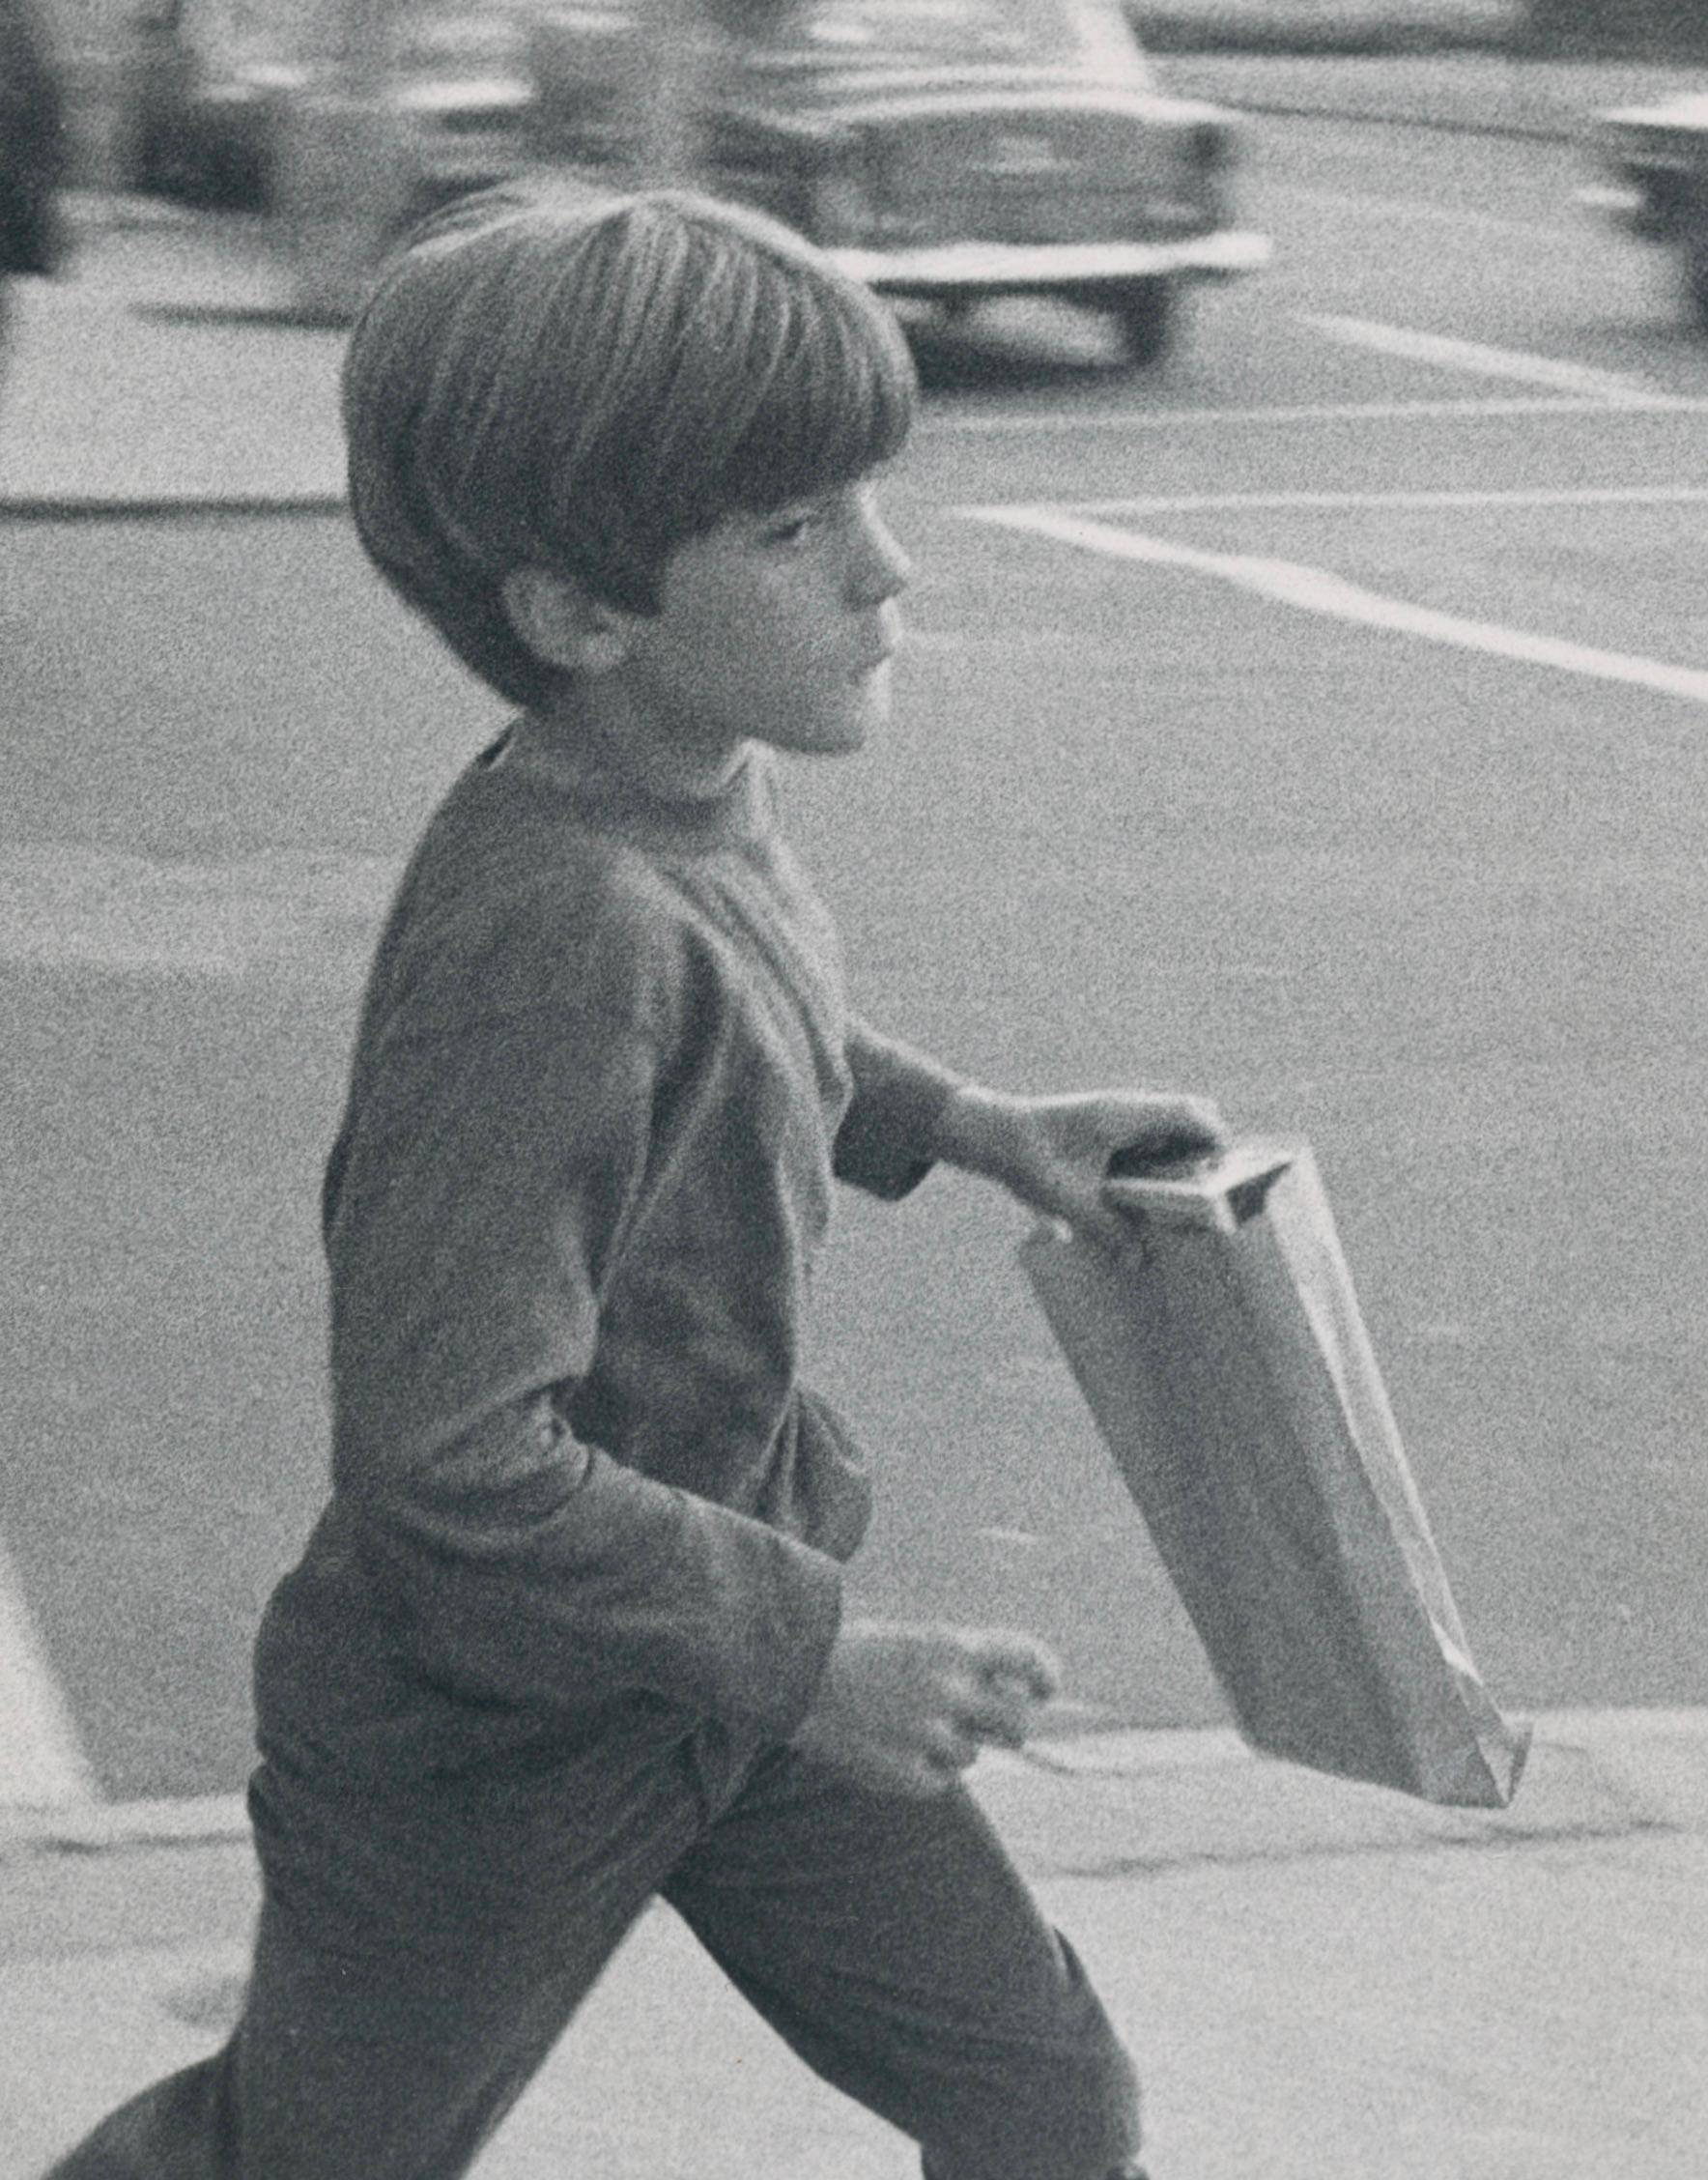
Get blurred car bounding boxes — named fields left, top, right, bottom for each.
left=119, top=0, right=1267, bottom=363
left=1580, top=91, right=1708, bottom=330
left=121, top=0, right=534, bottom=215
left=530, top=0, right=1269, bottom=363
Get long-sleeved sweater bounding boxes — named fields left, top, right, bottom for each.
left=253, top=726, right=964, bottom=1787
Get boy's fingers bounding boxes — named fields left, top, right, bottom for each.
left=957, top=1683, right=1036, bottom=1750
left=1166, top=1094, right=1228, bottom=1143
left=929, top=1719, right=985, bottom=1771
left=967, top=1633, right=1062, bottom=1703
left=1106, top=1101, right=1228, bottom=1174
left=872, top=1754, right=955, bottom=1799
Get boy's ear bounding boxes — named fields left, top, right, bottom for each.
left=501, top=566, right=634, bottom=676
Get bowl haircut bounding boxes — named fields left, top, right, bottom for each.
left=343, top=181, right=919, bottom=707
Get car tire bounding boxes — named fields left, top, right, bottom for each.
left=125, top=119, right=178, bottom=196
left=1684, top=232, right=1708, bottom=333
left=1112, top=275, right=1177, bottom=368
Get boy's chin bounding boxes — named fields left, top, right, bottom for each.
left=821, top=708, right=883, bottom=755
left=839, top=671, right=895, bottom=744
left=773, top=702, right=886, bottom=758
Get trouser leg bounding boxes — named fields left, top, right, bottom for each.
left=45, top=2053, right=239, bottom=2180
left=664, top=1745, right=1144, bottom=2180
left=43, top=1730, right=707, bottom=2180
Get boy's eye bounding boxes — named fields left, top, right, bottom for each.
left=761, top=509, right=819, bottom=546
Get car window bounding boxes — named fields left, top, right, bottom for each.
left=161, top=0, right=526, bottom=72
left=748, top=0, right=1145, bottom=72
left=798, top=1, right=1053, bottom=59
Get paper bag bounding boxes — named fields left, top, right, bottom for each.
left=1021, top=1140, right=1528, bottom=1808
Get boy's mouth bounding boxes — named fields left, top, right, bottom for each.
left=852, top=629, right=900, bottom=677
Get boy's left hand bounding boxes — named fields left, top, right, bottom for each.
left=936, top=1085, right=1229, bottom=1250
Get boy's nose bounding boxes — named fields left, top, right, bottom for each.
left=852, top=508, right=912, bottom=605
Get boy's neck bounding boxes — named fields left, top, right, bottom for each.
left=525, top=678, right=751, bottom=806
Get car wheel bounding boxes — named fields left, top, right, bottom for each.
left=121, top=102, right=195, bottom=199
left=126, top=120, right=176, bottom=195
left=1111, top=276, right=1177, bottom=368
left=1684, top=232, right=1708, bottom=333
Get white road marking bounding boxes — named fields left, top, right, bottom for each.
left=960, top=505, right=1708, bottom=709
left=920, top=391, right=1707, bottom=434
left=0, top=1532, right=97, bottom=1807
left=1302, top=314, right=1666, bottom=403
left=0, top=846, right=399, bottom=973
left=1268, top=181, right=1580, bottom=243
left=1054, top=484, right=1708, bottom=516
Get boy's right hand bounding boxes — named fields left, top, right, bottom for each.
left=790, top=1619, right=1061, bottom=1798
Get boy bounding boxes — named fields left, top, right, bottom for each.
left=49, top=183, right=1224, bottom=2179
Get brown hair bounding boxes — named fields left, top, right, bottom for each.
left=343, top=181, right=917, bottom=706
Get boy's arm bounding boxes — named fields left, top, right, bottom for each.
left=351, top=1405, right=842, bottom=1741
left=831, top=1017, right=966, bottom=1199
left=835, top=1018, right=1226, bottom=1246
left=934, top=1083, right=1228, bottom=1248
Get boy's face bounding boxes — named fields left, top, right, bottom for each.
left=623, top=477, right=911, bottom=763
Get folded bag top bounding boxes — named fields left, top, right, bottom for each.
left=1022, top=1139, right=1529, bottom=1809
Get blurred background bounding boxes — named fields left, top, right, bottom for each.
left=27, top=4, right=1708, bottom=225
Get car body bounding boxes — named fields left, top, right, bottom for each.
left=529, top=0, right=1269, bottom=361
left=1580, top=91, right=1708, bottom=328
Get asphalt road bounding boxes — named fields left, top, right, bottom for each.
left=4, top=118, right=1707, bottom=1802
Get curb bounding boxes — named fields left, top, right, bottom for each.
left=0, top=495, right=347, bottom=520
left=5, top=1708, right=1703, bottom=1877
left=0, top=1795, right=252, bottom=1857
left=975, top=1707, right=1708, bottom=1878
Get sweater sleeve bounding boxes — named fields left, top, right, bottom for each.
left=325, top=910, right=843, bottom=1740
left=833, top=1015, right=967, bottom=1201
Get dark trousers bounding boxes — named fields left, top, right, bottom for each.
left=46, top=1722, right=1142, bottom=2180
